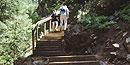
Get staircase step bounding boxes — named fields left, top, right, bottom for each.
left=47, top=55, right=97, bottom=62
left=35, top=46, right=64, bottom=51
left=42, top=36, right=63, bottom=40
left=47, top=61, right=100, bottom=65
left=33, top=51, right=66, bottom=56
left=37, top=40, right=62, bottom=46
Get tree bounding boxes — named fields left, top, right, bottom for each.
left=0, top=0, right=38, bottom=64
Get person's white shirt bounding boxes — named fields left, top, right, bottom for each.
left=60, top=5, right=69, bottom=15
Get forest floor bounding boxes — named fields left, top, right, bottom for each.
left=87, top=20, right=130, bottom=65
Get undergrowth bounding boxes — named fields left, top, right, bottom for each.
left=78, top=13, right=115, bottom=30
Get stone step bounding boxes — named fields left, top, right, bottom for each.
left=46, top=61, right=100, bottom=65
left=37, top=40, right=62, bottom=46
left=35, top=46, right=64, bottom=51
left=47, top=55, right=97, bottom=62
left=33, top=51, right=66, bottom=56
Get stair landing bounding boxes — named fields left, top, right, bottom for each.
left=40, top=31, right=64, bottom=40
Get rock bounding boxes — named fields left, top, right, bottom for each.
left=99, top=61, right=106, bottom=65
left=111, top=40, right=114, bottom=42
left=64, top=24, right=92, bottom=54
left=70, top=24, right=82, bottom=35
left=123, top=32, right=128, bottom=37
left=109, top=16, right=115, bottom=20
left=33, top=60, right=48, bottom=65
left=93, top=36, right=98, bottom=39
left=126, top=37, right=130, bottom=43
left=110, top=52, right=117, bottom=55
left=112, top=43, right=119, bottom=48
left=23, top=62, right=33, bottom=65
left=125, top=37, right=130, bottom=53
left=127, top=54, right=130, bottom=62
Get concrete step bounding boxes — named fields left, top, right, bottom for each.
left=46, top=61, right=100, bottom=65
left=47, top=55, right=97, bottom=62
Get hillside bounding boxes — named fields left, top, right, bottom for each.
left=64, top=18, right=130, bottom=65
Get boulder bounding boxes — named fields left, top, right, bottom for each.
left=64, top=24, right=93, bottom=54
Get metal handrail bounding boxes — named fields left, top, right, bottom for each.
left=32, top=16, right=52, bottom=53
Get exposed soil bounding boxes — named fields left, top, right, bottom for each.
left=64, top=19, right=130, bottom=65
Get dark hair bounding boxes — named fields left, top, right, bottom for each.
left=64, top=3, right=67, bottom=6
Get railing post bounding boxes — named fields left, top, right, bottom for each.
left=49, top=20, right=52, bottom=32
left=36, top=26, right=38, bottom=42
left=32, top=30, right=34, bottom=54
left=44, top=23, right=46, bottom=35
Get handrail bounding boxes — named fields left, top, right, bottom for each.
left=32, top=16, right=52, bottom=53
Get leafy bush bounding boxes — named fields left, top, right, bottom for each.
left=79, top=13, right=115, bottom=29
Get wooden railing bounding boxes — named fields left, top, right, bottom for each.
left=32, top=16, right=52, bottom=53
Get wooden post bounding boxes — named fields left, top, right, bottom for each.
left=36, top=26, right=38, bottom=42
left=49, top=20, right=51, bottom=32
left=32, top=30, right=34, bottom=54
left=44, top=23, right=46, bottom=35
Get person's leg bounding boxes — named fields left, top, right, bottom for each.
left=60, top=15, right=63, bottom=27
left=52, top=22, right=55, bottom=30
left=55, top=21, right=58, bottom=31
left=60, top=15, right=63, bottom=31
left=64, top=16, right=67, bottom=30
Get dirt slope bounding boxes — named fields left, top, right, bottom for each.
left=64, top=19, right=130, bottom=65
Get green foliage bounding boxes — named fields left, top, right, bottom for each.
left=43, top=0, right=66, bottom=15
left=39, top=0, right=87, bottom=22
left=79, top=13, right=115, bottom=29
left=114, top=3, right=130, bottom=21
left=29, top=11, right=41, bottom=24
left=0, top=55, right=14, bottom=65
left=86, top=0, right=130, bottom=16
left=38, top=0, right=130, bottom=23
left=0, top=0, right=38, bottom=65
left=0, top=0, right=15, bottom=21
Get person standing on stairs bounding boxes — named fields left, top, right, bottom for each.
left=51, top=10, right=59, bottom=31
left=59, top=5, right=69, bottom=31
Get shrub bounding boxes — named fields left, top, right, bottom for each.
left=78, top=13, right=115, bottom=29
